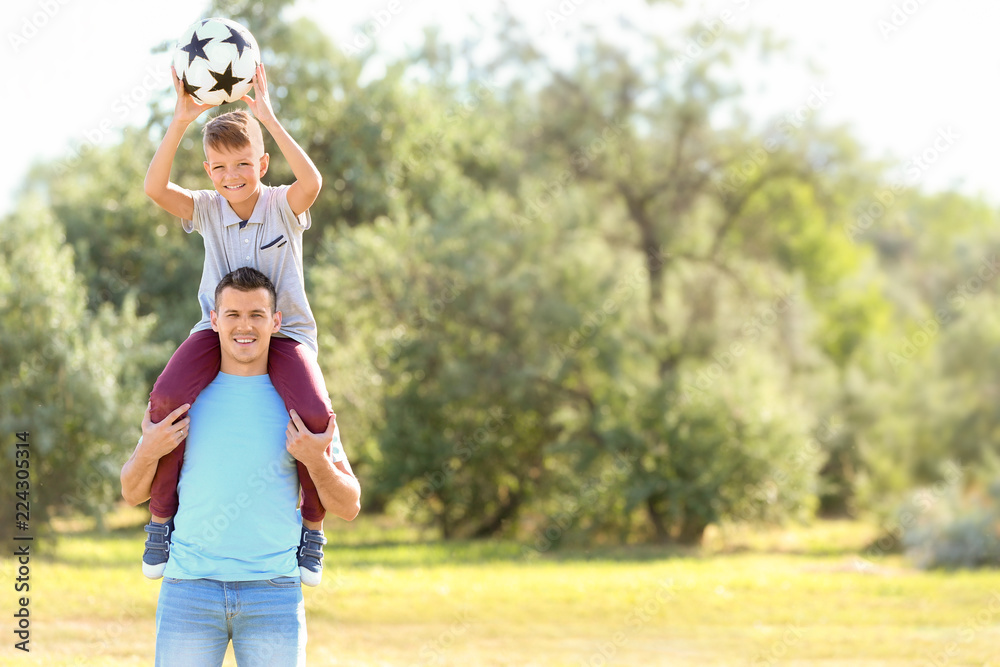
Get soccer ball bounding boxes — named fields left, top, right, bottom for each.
left=173, top=18, right=260, bottom=106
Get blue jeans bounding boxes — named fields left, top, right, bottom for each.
left=155, top=577, right=306, bottom=666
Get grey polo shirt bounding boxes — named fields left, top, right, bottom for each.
left=183, top=184, right=318, bottom=353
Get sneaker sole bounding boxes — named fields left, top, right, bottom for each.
left=299, top=566, right=322, bottom=587
left=143, top=562, right=166, bottom=580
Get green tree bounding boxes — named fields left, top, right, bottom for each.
left=0, top=196, right=161, bottom=539
left=856, top=192, right=1000, bottom=510
left=472, top=18, right=891, bottom=540
left=33, top=131, right=203, bottom=348
left=15, top=0, right=977, bottom=548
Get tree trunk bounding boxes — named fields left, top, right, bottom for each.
left=676, top=516, right=708, bottom=546
left=438, top=511, right=452, bottom=540
left=471, top=490, right=523, bottom=539
left=646, top=497, right=670, bottom=543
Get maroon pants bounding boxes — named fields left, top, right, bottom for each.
left=148, top=329, right=334, bottom=522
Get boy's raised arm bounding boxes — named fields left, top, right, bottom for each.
left=242, top=64, right=322, bottom=217
left=144, top=67, right=212, bottom=221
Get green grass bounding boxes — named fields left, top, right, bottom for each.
left=4, top=508, right=1000, bottom=665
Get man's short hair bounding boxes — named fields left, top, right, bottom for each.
left=214, top=267, right=277, bottom=313
left=203, top=109, right=265, bottom=157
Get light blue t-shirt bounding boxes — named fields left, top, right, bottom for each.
left=164, top=372, right=301, bottom=581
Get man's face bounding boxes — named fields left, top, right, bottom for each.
left=210, top=286, right=281, bottom=373
left=203, top=143, right=269, bottom=210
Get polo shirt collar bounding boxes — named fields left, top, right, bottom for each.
left=221, top=187, right=267, bottom=227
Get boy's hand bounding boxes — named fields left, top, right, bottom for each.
left=240, top=61, right=322, bottom=215
left=171, top=65, right=212, bottom=125
left=241, top=63, right=279, bottom=128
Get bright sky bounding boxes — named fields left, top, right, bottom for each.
left=3, top=0, right=999, bottom=216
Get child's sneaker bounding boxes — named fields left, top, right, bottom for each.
left=297, top=526, right=327, bottom=587
left=142, top=519, right=174, bottom=580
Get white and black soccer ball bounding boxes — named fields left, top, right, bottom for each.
left=173, top=18, right=260, bottom=106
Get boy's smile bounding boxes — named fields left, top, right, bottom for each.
left=203, top=144, right=270, bottom=219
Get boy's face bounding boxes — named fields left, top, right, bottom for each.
left=203, top=143, right=269, bottom=211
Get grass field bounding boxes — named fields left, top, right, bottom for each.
left=3, top=508, right=1000, bottom=666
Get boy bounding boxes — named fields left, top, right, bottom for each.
left=140, top=62, right=335, bottom=586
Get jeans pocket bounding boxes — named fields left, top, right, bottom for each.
left=267, top=576, right=301, bottom=588
left=163, top=577, right=184, bottom=585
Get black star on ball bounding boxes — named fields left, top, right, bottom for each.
left=180, top=70, right=200, bottom=99
left=208, top=63, right=244, bottom=98
left=221, top=25, right=251, bottom=58
left=179, top=30, right=212, bottom=66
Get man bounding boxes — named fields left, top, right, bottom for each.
left=121, top=267, right=360, bottom=665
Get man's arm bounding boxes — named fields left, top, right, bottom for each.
left=242, top=64, right=322, bottom=217
left=286, top=411, right=361, bottom=521
left=120, top=403, right=191, bottom=506
left=143, top=67, right=211, bottom=220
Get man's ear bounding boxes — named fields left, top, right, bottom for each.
left=210, top=309, right=219, bottom=332
left=259, top=153, right=269, bottom=178
left=272, top=309, right=282, bottom=333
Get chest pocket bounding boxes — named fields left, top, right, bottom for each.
left=261, top=234, right=286, bottom=249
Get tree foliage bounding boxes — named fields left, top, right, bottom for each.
left=5, top=0, right=995, bottom=549
left=0, top=196, right=161, bottom=539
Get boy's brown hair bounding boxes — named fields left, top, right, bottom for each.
left=202, top=109, right=264, bottom=157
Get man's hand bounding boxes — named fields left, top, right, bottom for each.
left=285, top=410, right=336, bottom=470
left=121, top=402, right=191, bottom=506
left=171, top=65, right=212, bottom=125
left=286, top=410, right=360, bottom=521
left=141, top=402, right=192, bottom=460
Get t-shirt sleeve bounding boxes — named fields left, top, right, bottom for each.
left=272, top=184, right=312, bottom=232
left=182, top=189, right=219, bottom=234
left=329, top=423, right=345, bottom=463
